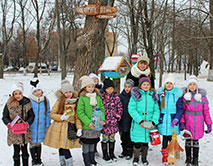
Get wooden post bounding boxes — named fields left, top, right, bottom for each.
left=0, top=53, right=3, bottom=78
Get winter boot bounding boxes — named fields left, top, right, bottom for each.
left=132, top=147, right=141, bottom=166
left=161, top=148, right=168, bottom=164
left=22, top=155, right=29, bottom=166
left=125, top=148, right=133, bottom=160
left=59, top=155, right=66, bottom=166
left=141, top=146, right=149, bottom=165
left=30, top=148, right=37, bottom=166
left=13, top=155, right=20, bottom=166
left=185, top=145, right=192, bottom=166
left=192, top=147, right=199, bottom=166
left=89, top=151, right=97, bottom=165
left=82, top=153, right=91, bottom=166
left=109, top=142, right=117, bottom=162
left=65, top=157, right=73, bottom=166
left=36, top=146, right=44, bottom=165
left=119, top=147, right=127, bottom=158
left=101, top=142, right=111, bottom=163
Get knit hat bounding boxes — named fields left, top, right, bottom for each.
left=89, top=73, right=99, bottom=80
left=61, top=79, right=74, bottom=94
left=138, top=74, right=151, bottom=86
left=79, top=75, right=95, bottom=89
left=137, top=56, right=150, bottom=65
left=10, top=82, right=24, bottom=95
left=103, top=78, right=114, bottom=91
left=30, top=79, right=43, bottom=93
left=164, top=73, right=175, bottom=85
left=187, top=75, right=198, bottom=87
left=124, top=79, right=134, bottom=87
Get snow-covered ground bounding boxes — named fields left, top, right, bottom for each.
left=0, top=72, right=213, bottom=166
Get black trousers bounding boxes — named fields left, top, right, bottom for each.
left=13, top=144, right=29, bottom=159
left=120, top=131, right=133, bottom=150
left=134, top=142, right=148, bottom=149
left=162, top=136, right=172, bottom=149
left=59, top=148, right=71, bottom=159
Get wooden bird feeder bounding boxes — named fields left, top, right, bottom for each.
left=75, top=0, right=117, bottom=19
left=99, top=56, right=132, bottom=78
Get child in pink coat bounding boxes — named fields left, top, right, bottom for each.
left=179, top=75, right=212, bottom=166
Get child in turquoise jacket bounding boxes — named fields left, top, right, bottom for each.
left=128, top=75, right=160, bottom=166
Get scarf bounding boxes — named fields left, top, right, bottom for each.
left=86, top=92, right=97, bottom=106
left=29, top=94, right=44, bottom=103
left=131, top=65, right=151, bottom=78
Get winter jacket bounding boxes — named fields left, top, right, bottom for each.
left=44, top=91, right=82, bottom=149
left=126, top=69, right=155, bottom=88
left=100, top=92, right=123, bottom=134
left=2, top=96, right=35, bottom=146
left=180, top=89, right=212, bottom=140
left=77, top=89, right=105, bottom=130
left=128, top=89, right=160, bottom=143
left=29, top=94, right=51, bottom=143
left=157, top=87, right=184, bottom=136
left=119, top=90, right=132, bottom=132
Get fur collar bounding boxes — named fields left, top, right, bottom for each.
left=29, top=94, right=45, bottom=103
left=55, top=89, right=78, bottom=99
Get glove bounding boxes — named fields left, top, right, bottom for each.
left=205, top=124, right=212, bottom=134
left=179, top=123, right=185, bottom=131
left=24, top=122, right=29, bottom=128
left=60, top=113, right=70, bottom=121
left=7, top=123, right=12, bottom=130
left=171, top=118, right=178, bottom=127
left=76, top=129, right=82, bottom=137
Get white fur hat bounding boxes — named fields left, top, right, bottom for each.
left=80, top=75, right=95, bottom=89
left=164, top=73, right=175, bottom=85
left=89, top=73, right=99, bottom=80
left=187, top=75, right=198, bottom=87
left=30, top=79, right=43, bottom=93
left=11, top=82, right=24, bottom=95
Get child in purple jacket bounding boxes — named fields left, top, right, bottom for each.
left=180, top=75, right=212, bottom=166
left=100, top=78, right=123, bottom=162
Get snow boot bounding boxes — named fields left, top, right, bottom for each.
left=36, top=146, right=44, bottom=166
left=30, top=148, right=37, bottom=166
left=89, top=151, right=97, bottom=165
left=192, top=147, right=199, bottom=166
left=82, top=153, right=91, bottom=166
left=109, top=142, right=117, bottom=162
left=185, top=146, right=192, bottom=166
left=132, top=147, right=141, bottom=166
left=13, top=155, right=20, bottom=166
left=101, top=142, right=111, bottom=163
left=161, top=148, right=168, bottom=164
left=65, top=157, right=73, bottom=166
left=141, top=146, right=149, bottom=165
left=118, top=147, right=127, bottom=158
left=22, top=155, right=29, bottom=166
left=59, top=155, right=66, bottom=166
left=125, top=147, right=133, bottom=160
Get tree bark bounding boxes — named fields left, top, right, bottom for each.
left=208, top=0, right=213, bottom=81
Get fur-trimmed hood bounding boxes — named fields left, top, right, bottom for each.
left=181, top=87, right=207, bottom=97
left=79, top=88, right=100, bottom=97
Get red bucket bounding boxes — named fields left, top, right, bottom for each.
left=149, top=129, right=161, bottom=145
left=11, top=122, right=28, bottom=134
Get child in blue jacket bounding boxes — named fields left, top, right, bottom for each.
left=29, top=79, right=51, bottom=166
left=157, top=74, right=184, bottom=165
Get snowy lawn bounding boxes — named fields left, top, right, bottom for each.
left=0, top=72, right=213, bottom=166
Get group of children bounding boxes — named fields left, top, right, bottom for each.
left=2, top=70, right=212, bottom=166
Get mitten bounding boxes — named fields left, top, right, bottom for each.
left=179, top=123, right=185, bottom=131
left=7, top=123, right=12, bottom=130
left=25, top=122, right=29, bottom=128
left=76, top=129, right=82, bottom=137
left=171, top=118, right=178, bottom=127
left=60, top=113, right=70, bottom=121
left=205, top=124, right=212, bottom=134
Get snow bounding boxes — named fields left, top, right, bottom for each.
left=0, top=72, right=213, bottom=166
left=99, top=56, right=123, bottom=71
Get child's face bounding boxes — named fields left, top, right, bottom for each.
left=92, top=77, right=99, bottom=84
left=138, top=61, right=148, bottom=71
left=165, top=82, right=174, bottom=91
left=188, top=82, right=197, bottom=92
left=33, top=89, right=43, bottom=97
left=124, top=84, right=132, bottom=93
left=106, top=87, right=114, bottom=94
left=64, top=91, right=73, bottom=99
left=140, top=82, right=151, bottom=92
left=13, top=90, right=23, bottom=101
left=85, top=84, right=95, bottom=93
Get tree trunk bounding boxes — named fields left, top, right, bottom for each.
left=171, top=0, right=176, bottom=72
left=208, top=0, right=213, bottom=81
left=0, top=53, right=3, bottom=78
left=73, top=0, right=114, bottom=90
